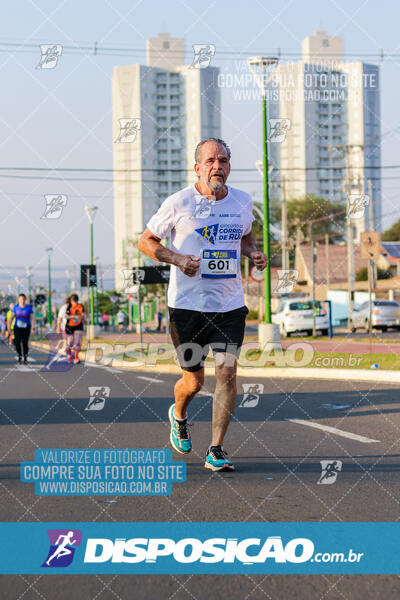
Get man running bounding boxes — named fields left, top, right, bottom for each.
left=138, top=138, right=267, bottom=471
left=65, top=294, right=85, bottom=364
left=56, top=297, right=69, bottom=353
left=10, top=294, right=34, bottom=364
left=117, top=309, right=125, bottom=332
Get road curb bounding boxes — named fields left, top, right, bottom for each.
left=30, top=341, right=400, bottom=383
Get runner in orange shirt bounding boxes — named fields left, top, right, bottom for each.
left=65, top=294, right=85, bottom=364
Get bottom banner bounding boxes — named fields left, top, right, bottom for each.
left=0, top=522, right=397, bottom=574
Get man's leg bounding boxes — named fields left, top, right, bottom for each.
left=203, top=306, right=248, bottom=472
left=211, top=353, right=237, bottom=446
left=73, top=331, right=82, bottom=363
left=14, top=328, right=22, bottom=360
left=168, top=368, right=204, bottom=454
left=22, top=328, right=30, bottom=361
left=66, top=333, right=74, bottom=361
left=174, top=369, right=204, bottom=419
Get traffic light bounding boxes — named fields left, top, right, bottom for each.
left=34, top=293, right=46, bottom=306
left=80, top=264, right=97, bottom=287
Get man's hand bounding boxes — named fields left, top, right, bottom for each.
left=249, top=251, right=268, bottom=270
left=177, top=255, right=201, bottom=277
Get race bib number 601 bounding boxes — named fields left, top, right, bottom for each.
left=200, top=249, right=237, bottom=279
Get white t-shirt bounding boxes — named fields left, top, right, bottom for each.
left=58, top=304, right=68, bottom=330
left=146, top=184, right=254, bottom=312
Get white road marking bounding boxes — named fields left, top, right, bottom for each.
left=136, top=376, right=165, bottom=383
left=287, top=419, right=380, bottom=444
left=5, top=365, right=42, bottom=372
left=198, top=390, right=213, bottom=397
left=84, top=363, right=123, bottom=374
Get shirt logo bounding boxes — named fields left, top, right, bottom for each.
left=195, top=224, right=219, bottom=245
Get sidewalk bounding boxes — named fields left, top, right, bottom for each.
left=94, top=327, right=400, bottom=355
left=30, top=339, right=400, bottom=384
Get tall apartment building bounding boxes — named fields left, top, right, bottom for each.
left=113, top=33, right=220, bottom=289
left=269, top=31, right=381, bottom=238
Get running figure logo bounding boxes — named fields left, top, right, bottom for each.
left=190, top=44, right=216, bottom=69
left=273, top=269, right=299, bottom=294
left=268, top=118, right=291, bottom=143
left=195, top=224, right=219, bottom=245
left=317, top=460, right=343, bottom=485
left=36, top=44, right=63, bottom=69
left=239, top=383, right=264, bottom=408
left=41, top=195, right=67, bottom=220
left=348, top=194, right=369, bottom=220
left=42, top=529, right=82, bottom=567
left=121, top=269, right=144, bottom=293
left=193, top=195, right=215, bottom=219
left=86, top=386, right=110, bottom=411
left=41, top=333, right=74, bottom=372
left=115, top=118, right=141, bottom=143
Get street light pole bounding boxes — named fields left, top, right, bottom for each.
left=85, top=206, right=98, bottom=334
left=46, top=248, right=53, bottom=327
left=247, top=56, right=281, bottom=348
left=26, top=266, right=32, bottom=304
left=15, top=277, right=21, bottom=296
left=261, top=86, right=272, bottom=323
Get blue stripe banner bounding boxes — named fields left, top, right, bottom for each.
left=0, top=522, right=399, bottom=574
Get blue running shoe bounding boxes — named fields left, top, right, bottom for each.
left=204, top=445, right=234, bottom=472
left=168, top=404, right=192, bottom=454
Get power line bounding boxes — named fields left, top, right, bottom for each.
left=0, top=39, right=397, bottom=61
left=0, top=174, right=396, bottom=183
left=0, top=164, right=396, bottom=172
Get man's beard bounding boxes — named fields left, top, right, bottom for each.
left=207, top=174, right=225, bottom=192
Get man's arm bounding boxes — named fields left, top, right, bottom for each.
left=7, top=311, right=14, bottom=333
left=241, top=232, right=268, bottom=270
left=137, top=229, right=200, bottom=278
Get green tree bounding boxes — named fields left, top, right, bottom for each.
left=382, top=219, right=400, bottom=241
left=97, top=291, right=124, bottom=314
left=287, top=195, right=345, bottom=242
left=355, top=267, right=392, bottom=281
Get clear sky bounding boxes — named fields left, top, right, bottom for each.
left=0, top=0, right=399, bottom=293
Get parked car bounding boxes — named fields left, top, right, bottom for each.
left=350, top=299, right=400, bottom=332
left=272, top=298, right=329, bottom=337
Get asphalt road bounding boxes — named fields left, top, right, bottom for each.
left=0, top=342, right=400, bottom=599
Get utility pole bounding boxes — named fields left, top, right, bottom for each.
left=325, top=233, right=330, bottom=290
left=312, top=239, right=317, bottom=337
left=368, top=178, right=374, bottom=230
left=329, top=144, right=363, bottom=329
left=281, top=175, right=289, bottom=271
left=65, top=269, right=71, bottom=295
left=25, top=266, right=32, bottom=304
left=368, top=178, right=377, bottom=286
left=46, top=248, right=53, bottom=328
left=85, top=205, right=98, bottom=338
left=346, top=206, right=355, bottom=330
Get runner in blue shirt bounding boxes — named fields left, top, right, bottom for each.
left=11, top=294, right=34, bottom=364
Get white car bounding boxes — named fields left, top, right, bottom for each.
left=350, top=299, right=400, bottom=332
left=272, top=298, right=330, bottom=337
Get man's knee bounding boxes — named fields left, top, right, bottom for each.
left=181, top=371, right=204, bottom=395
left=215, top=362, right=237, bottom=384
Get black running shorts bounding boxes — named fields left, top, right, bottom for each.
left=168, top=306, right=248, bottom=372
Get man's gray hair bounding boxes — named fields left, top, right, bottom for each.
left=194, top=138, right=231, bottom=163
